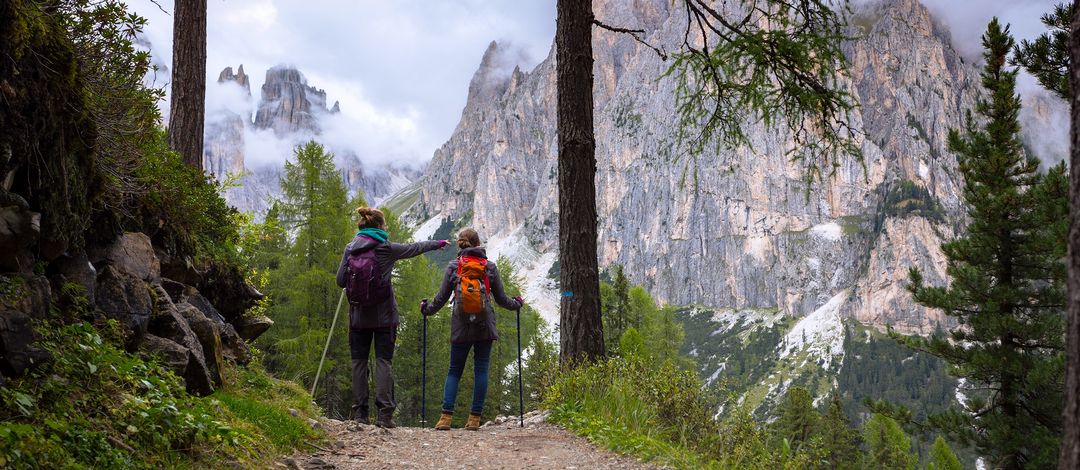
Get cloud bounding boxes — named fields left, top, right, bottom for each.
left=129, top=0, right=556, bottom=168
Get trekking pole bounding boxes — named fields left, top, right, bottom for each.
left=312, top=288, right=346, bottom=397
left=422, top=310, right=428, bottom=426
left=516, top=305, right=524, bottom=428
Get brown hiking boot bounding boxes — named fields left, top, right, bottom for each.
left=435, top=411, right=453, bottom=431
left=465, top=413, right=481, bottom=431
left=375, top=415, right=396, bottom=429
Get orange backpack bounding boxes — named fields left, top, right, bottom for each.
left=455, top=256, right=491, bottom=322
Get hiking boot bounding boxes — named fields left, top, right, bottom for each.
left=354, top=414, right=370, bottom=425
left=465, top=413, right=481, bottom=431
left=435, top=411, right=453, bottom=431
left=375, top=415, right=396, bottom=429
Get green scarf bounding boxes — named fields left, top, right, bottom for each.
left=356, top=228, right=389, bottom=243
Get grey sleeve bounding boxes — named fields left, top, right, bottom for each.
left=423, top=264, right=456, bottom=315
left=486, top=263, right=521, bottom=310
left=388, top=240, right=442, bottom=261
left=335, top=248, right=349, bottom=288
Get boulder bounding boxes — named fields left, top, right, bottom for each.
left=139, top=333, right=214, bottom=396
left=48, top=250, right=97, bottom=305
left=0, top=309, right=51, bottom=377
left=156, top=248, right=203, bottom=286
left=148, top=284, right=207, bottom=370
left=138, top=333, right=189, bottom=376
left=185, top=291, right=249, bottom=365
left=195, top=262, right=264, bottom=321
left=234, top=315, right=274, bottom=342
left=95, top=265, right=152, bottom=343
left=219, top=322, right=250, bottom=365
left=0, top=205, right=39, bottom=272
left=0, top=274, right=52, bottom=320
left=177, top=302, right=226, bottom=387
left=103, top=232, right=160, bottom=282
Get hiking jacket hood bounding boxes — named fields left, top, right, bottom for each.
left=421, top=246, right=522, bottom=343
left=336, top=236, right=443, bottom=330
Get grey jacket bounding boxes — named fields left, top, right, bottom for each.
left=421, top=247, right=522, bottom=343
left=336, top=236, right=443, bottom=330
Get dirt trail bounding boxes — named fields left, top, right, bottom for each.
left=282, top=411, right=656, bottom=470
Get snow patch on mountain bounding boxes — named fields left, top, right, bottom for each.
left=779, top=290, right=849, bottom=370
left=809, top=222, right=843, bottom=242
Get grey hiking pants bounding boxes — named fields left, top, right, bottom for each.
left=349, top=327, right=396, bottom=419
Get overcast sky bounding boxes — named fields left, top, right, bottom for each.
left=132, top=0, right=556, bottom=167
left=132, top=0, right=1062, bottom=168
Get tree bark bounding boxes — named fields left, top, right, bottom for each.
left=1063, top=2, right=1080, bottom=468
left=168, top=0, right=207, bottom=170
left=556, top=0, right=604, bottom=365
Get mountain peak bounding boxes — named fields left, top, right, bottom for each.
left=217, top=65, right=251, bottom=95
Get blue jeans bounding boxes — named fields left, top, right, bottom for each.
left=441, top=340, right=493, bottom=415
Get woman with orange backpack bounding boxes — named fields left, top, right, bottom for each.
left=421, top=228, right=523, bottom=431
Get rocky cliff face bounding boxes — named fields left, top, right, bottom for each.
left=403, top=0, right=1017, bottom=335
left=203, top=65, right=418, bottom=214
left=204, top=65, right=249, bottom=177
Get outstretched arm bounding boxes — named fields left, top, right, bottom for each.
left=422, top=264, right=456, bottom=316
left=389, top=240, right=445, bottom=261
left=487, top=264, right=523, bottom=310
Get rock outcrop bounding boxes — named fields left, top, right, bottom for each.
left=204, top=65, right=250, bottom=178
left=400, top=0, right=1024, bottom=334
left=203, top=64, right=419, bottom=214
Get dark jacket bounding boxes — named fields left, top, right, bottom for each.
left=336, top=236, right=442, bottom=330
left=421, top=247, right=522, bottom=343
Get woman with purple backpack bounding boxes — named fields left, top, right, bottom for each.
left=336, top=207, right=448, bottom=428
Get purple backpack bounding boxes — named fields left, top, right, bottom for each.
left=346, top=239, right=392, bottom=307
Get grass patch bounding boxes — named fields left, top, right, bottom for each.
left=0, top=321, right=324, bottom=468
left=543, top=356, right=814, bottom=469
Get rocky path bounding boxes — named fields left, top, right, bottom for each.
left=282, top=412, right=656, bottom=470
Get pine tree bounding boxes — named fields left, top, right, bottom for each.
left=168, top=0, right=207, bottom=169
left=774, top=387, right=820, bottom=448
left=901, top=19, right=1066, bottom=469
left=258, top=141, right=355, bottom=417
left=819, top=394, right=860, bottom=470
left=1012, top=3, right=1071, bottom=99
left=928, top=436, right=963, bottom=470
left=862, top=414, right=916, bottom=470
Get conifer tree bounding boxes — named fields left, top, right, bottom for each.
left=819, top=394, right=860, bottom=470
left=928, top=436, right=963, bottom=470
left=774, top=387, right=819, bottom=447
left=862, top=414, right=916, bottom=470
left=258, top=141, right=355, bottom=416
left=900, top=19, right=1067, bottom=469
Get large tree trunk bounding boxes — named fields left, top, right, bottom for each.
left=168, top=0, right=207, bottom=170
left=1063, top=3, right=1080, bottom=468
left=556, top=0, right=604, bottom=365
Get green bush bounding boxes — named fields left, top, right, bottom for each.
left=131, top=130, right=242, bottom=264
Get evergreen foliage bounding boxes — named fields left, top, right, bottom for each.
left=890, top=18, right=1067, bottom=469
left=1012, top=3, right=1071, bottom=99
left=928, top=436, right=963, bottom=470
left=819, top=395, right=861, bottom=470
left=600, top=266, right=687, bottom=365
left=861, top=414, right=917, bottom=470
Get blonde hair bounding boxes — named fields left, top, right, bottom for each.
left=457, top=228, right=481, bottom=249
left=356, top=207, right=386, bottom=230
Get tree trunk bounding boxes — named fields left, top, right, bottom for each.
left=168, top=0, right=207, bottom=170
left=556, top=0, right=604, bottom=365
left=1063, top=2, right=1080, bottom=468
